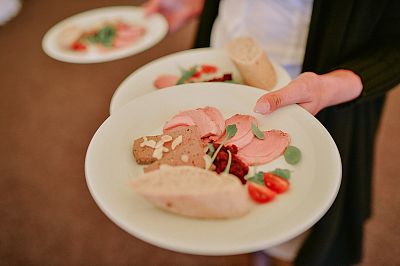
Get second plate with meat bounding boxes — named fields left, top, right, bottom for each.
left=109, top=48, right=291, bottom=114
left=42, top=6, right=168, bottom=63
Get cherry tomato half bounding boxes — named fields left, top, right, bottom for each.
left=71, top=41, right=87, bottom=51
left=264, top=173, right=290, bottom=194
left=247, top=182, right=276, bottom=203
left=201, top=64, right=218, bottom=74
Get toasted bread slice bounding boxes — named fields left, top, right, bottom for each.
left=133, top=134, right=165, bottom=165
left=131, top=166, right=251, bottom=219
left=132, top=126, right=203, bottom=166
left=143, top=126, right=206, bottom=172
left=143, top=136, right=206, bottom=172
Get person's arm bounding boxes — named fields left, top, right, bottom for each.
left=254, top=38, right=400, bottom=116
left=254, top=0, right=400, bottom=115
left=143, top=0, right=204, bottom=33
left=335, top=41, right=400, bottom=103
left=254, top=70, right=363, bottom=115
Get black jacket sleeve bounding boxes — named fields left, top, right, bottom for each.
left=304, top=0, right=400, bottom=104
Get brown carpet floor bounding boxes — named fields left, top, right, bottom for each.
left=0, top=1, right=399, bottom=265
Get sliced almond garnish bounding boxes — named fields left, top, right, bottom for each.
left=161, top=134, right=173, bottom=142
left=152, top=147, right=163, bottom=160
left=171, top=135, right=183, bottom=150
left=140, top=137, right=157, bottom=148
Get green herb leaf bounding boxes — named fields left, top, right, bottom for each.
left=225, top=124, right=237, bottom=139
left=251, top=123, right=264, bottom=139
left=207, top=143, right=215, bottom=157
left=208, top=124, right=238, bottom=168
left=284, top=145, right=302, bottom=165
left=176, top=66, right=198, bottom=85
left=246, top=171, right=264, bottom=185
left=269, top=168, right=291, bottom=179
left=87, top=25, right=116, bottom=47
left=224, top=150, right=232, bottom=174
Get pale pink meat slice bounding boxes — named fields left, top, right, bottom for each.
left=116, top=24, right=145, bottom=39
left=113, top=25, right=145, bottom=48
left=154, top=74, right=180, bottom=89
left=227, top=130, right=255, bottom=149
left=164, top=115, right=195, bottom=130
left=217, top=114, right=257, bottom=149
left=113, top=38, right=134, bottom=48
left=237, top=130, right=291, bottom=165
left=198, top=106, right=225, bottom=139
left=163, top=109, right=219, bottom=138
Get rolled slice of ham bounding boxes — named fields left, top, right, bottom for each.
left=198, top=106, right=225, bottom=140
left=237, top=130, right=291, bottom=165
left=153, top=74, right=180, bottom=89
left=131, top=166, right=251, bottom=219
left=164, top=109, right=221, bottom=139
left=217, top=114, right=257, bottom=149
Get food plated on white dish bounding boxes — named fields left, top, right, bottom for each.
left=109, top=47, right=291, bottom=114
left=131, top=105, right=294, bottom=218
left=85, top=83, right=341, bottom=255
left=42, top=6, right=168, bottom=63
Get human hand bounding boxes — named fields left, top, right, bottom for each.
left=143, top=0, right=204, bottom=33
left=253, top=70, right=363, bottom=116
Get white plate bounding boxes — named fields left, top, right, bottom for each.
left=42, top=6, right=168, bottom=63
left=85, top=83, right=341, bottom=255
left=109, top=48, right=291, bottom=114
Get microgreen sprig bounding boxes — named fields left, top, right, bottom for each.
left=223, top=150, right=233, bottom=174
left=208, top=124, right=237, bottom=168
left=176, top=65, right=198, bottom=85
left=246, top=171, right=264, bottom=185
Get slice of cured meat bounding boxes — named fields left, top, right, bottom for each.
left=154, top=74, right=180, bottom=89
left=113, top=23, right=146, bottom=48
left=237, top=130, right=290, bottom=165
left=164, top=109, right=220, bottom=139
left=198, top=106, right=225, bottom=140
left=217, top=114, right=257, bottom=149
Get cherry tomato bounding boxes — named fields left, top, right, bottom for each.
left=71, top=41, right=87, bottom=51
left=201, top=64, right=218, bottom=74
left=192, top=70, right=202, bottom=78
left=247, top=182, right=276, bottom=203
left=264, top=173, right=289, bottom=194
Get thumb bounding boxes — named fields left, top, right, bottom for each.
left=253, top=92, right=284, bottom=115
left=253, top=80, right=312, bottom=115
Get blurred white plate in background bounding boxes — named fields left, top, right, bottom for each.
left=42, top=6, right=168, bottom=63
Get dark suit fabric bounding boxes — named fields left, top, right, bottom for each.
left=194, top=0, right=400, bottom=265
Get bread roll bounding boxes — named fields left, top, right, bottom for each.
left=225, top=36, right=277, bottom=90
left=131, top=166, right=251, bottom=219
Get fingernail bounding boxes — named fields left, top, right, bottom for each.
left=254, top=102, right=270, bottom=114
